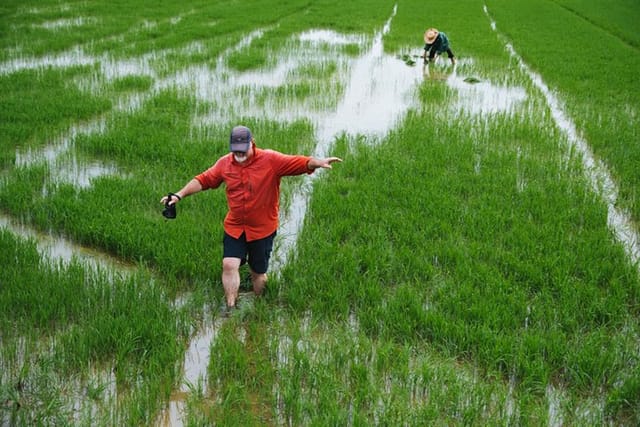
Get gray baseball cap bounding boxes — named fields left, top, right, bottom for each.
left=229, top=125, right=252, bottom=152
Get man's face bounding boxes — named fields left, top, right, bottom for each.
left=232, top=144, right=252, bottom=164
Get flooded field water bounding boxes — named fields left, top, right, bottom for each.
left=2, top=3, right=637, bottom=426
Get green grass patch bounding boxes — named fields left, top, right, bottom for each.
left=1, top=0, right=639, bottom=424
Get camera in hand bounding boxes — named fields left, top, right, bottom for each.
left=162, top=193, right=178, bottom=219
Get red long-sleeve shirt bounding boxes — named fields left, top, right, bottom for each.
left=195, top=148, right=313, bottom=241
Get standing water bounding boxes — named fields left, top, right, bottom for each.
left=163, top=5, right=530, bottom=422
left=1, top=4, right=532, bottom=425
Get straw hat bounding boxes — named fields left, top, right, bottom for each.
left=424, top=28, right=438, bottom=44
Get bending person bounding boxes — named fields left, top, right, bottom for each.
left=422, top=28, right=456, bottom=65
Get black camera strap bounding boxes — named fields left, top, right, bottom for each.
left=167, top=192, right=181, bottom=204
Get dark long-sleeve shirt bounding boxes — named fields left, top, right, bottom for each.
left=424, top=32, right=451, bottom=59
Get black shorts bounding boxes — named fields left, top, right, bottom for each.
left=223, top=231, right=276, bottom=274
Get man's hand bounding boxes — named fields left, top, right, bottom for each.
left=159, top=179, right=203, bottom=206
left=160, top=192, right=181, bottom=206
left=308, top=157, right=343, bottom=170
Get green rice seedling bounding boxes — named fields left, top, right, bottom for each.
left=282, top=49, right=639, bottom=420
left=485, top=0, right=640, bottom=224
left=0, top=68, right=111, bottom=158
left=257, top=310, right=534, bottom=424
left=0, top=227, right=194, bottom=424
left=551, top=0, right=640, bottom=48
left=290, top=61, right=339, bottom=80
left=281, top=0, right=395, bottom=36
left=203, top=316, right=276, bottom=425
left=606, top=365, right=640, bottom=424
left=108, top=75, right=153, bottom=93
left=2, top=0, right=639, bottom=424
left=226, top=46, right=269, bottom=72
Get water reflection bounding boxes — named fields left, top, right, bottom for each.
left=273, top=5, right=426, bottom=271
left=422, top=59, right=528, bottom=116
left=447, top=68, right=527, bottom=116
left=422, top=63, right=452, bottom=81
left=159, top=306, right=223, bottom=426
left=37, top=17, right=98, bottom=31
left=0, top=214, right=133, bottom=276
left=13, top=113, right=126, bottom=190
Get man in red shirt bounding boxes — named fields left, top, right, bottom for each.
left=160, top=125, right=342, bottom=310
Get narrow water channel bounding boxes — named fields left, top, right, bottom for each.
left=484, top=4, right=639, bottom=267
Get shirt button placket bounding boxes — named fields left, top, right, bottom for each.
left=241, top=170, right=249, bottom=226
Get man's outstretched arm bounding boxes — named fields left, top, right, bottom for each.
left=307, top=157, right=342, bottom=170
left=160, top=178, right=203, bottom=206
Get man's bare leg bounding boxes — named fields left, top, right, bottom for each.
left=250, top=270, right=268, bottom=296
left=222, top=257, right=242, bottom=307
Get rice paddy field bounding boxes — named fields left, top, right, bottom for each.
left=1, top=0, right=639, bottom=425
